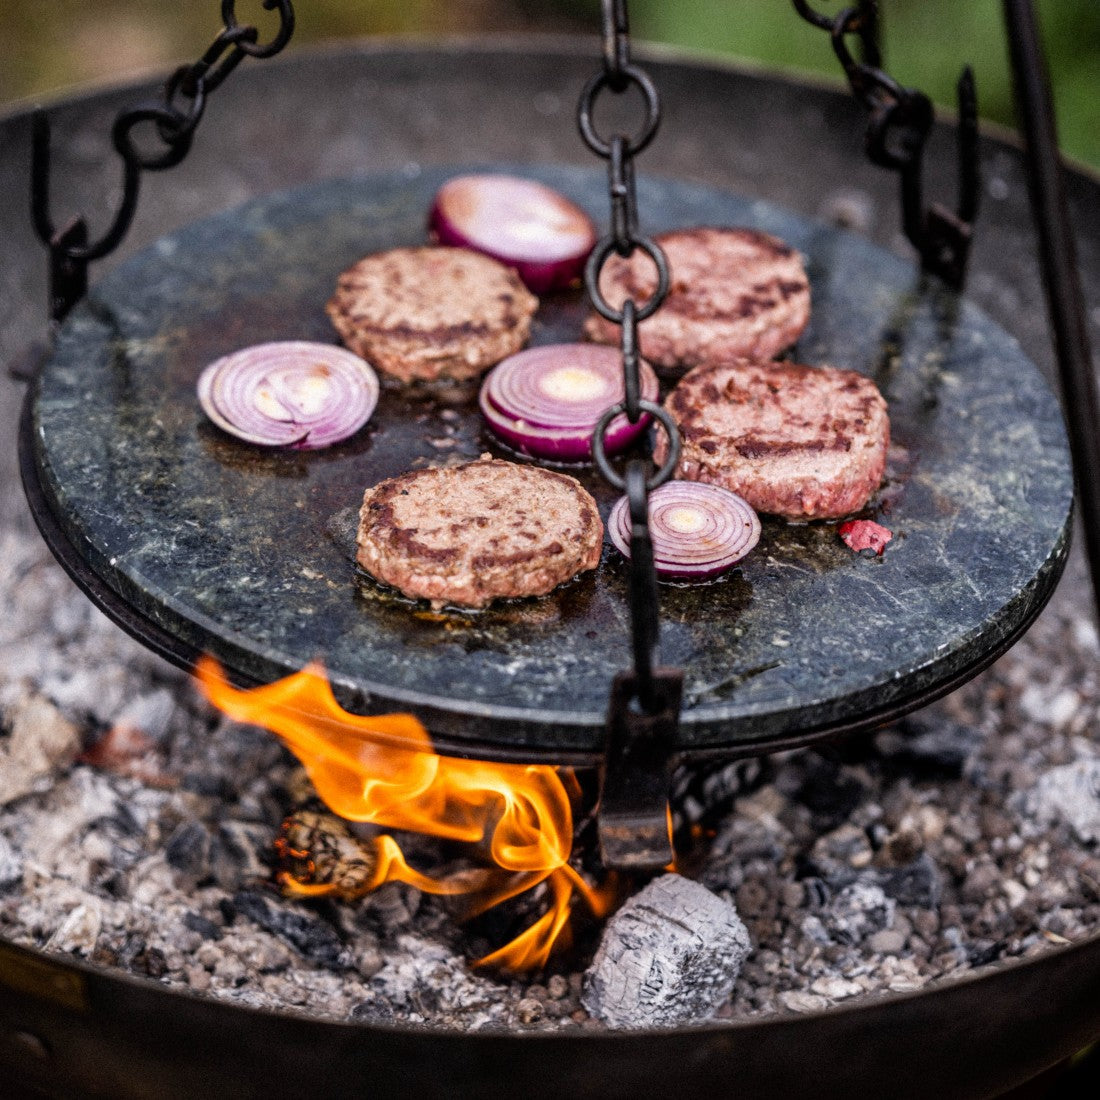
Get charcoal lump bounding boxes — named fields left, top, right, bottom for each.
left=583, top=874, right=750, bottom=1029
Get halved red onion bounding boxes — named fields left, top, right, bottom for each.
left=429, top=174, right=596, bottom=293
left=197, top=341, right=379, bottom=450
left=609, top=481, right=761, bottom=580
left=479, top=344, right=658, bottom=461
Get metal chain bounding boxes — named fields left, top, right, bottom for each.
left=32, top=1, right=295, bottom=322
left=792, top=0, right=979, bottom=288
left=578, top=0, right=681, bottom=715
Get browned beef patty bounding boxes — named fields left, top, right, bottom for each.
left=584, top=227, right=810, bottom=369
left=654, top=359, right=890, bottom=520
left=327, top=247, right=538, bottom=383
left=356, top=457, right=603, bottom=608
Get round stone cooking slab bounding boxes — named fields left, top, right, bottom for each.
left=30, top=164, right=1072, bottom=760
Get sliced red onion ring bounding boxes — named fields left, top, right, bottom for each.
left=429, top=174, right=596, bottom=293
left=479, top=344, right=658, bottom=461
left=197, top=341, right=379, bottom=450
left=609, top=481, right=761, bottom=580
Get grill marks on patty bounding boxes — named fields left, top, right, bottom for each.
left=327, top=247, right=538, bottom=383
left=656, top=360, right=890, bottom=520
left=584, top=227, right=811, bottom=369
left=356, top=458, right=603, bottom=608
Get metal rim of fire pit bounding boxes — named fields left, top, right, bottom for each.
left=2, top=37, right=1099, bottom=1100
left=0, top=928, right=1098, bottom=1100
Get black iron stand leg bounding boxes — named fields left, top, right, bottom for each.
left=1002, top=0, right=1100, bottom=613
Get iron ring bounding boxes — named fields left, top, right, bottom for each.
left=592, top=400, right=681, bottom=492
left=577, top=63, right=660, bottom=158
left=585, top=235, right=670, bottom=324
left=112, top=104, right=196, bottom=171
left=221, top=0, right=295, bottom=59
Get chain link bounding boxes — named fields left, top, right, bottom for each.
left=620, top=298, right=641, bottom=423
left=600, top=0, right=632, bottom=89
left=579, top=0, right=681, bottom=715
left=32, top=1, right=295, bottom=321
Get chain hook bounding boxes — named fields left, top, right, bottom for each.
left=581, top=0, right=683, bottom=871
left=30, top=1, right=295, bottom=324
left=793, top=0, right=980, bottom=289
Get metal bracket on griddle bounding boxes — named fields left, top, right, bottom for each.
left=5, top=216, right=88, bottom=382
left=598, top=668, right=682, bottom=870
left=46, top=217, right=90, bottom=329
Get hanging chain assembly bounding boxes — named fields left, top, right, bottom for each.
left=31, top=1, right=295, bottom=325
left=578, top=0, right=684, bottom=872
left=793, top=0, right=980, bottom=289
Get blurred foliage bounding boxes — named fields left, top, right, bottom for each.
left=1, top=1, right=1096, bottom=168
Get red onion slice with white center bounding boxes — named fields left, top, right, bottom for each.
left=429, top=174, right=596, bottom=293
left=197, top=341, right=379, bottom=450
left=609, top=481, right=761, bottom=580
left=479, top=344, right=658, bottom=461
left=479, top=388, right=598, bottom=462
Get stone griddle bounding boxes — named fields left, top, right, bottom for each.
left=29, top=164, right=1073, bottom=759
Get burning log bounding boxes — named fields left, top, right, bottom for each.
left=583, top=874, right=750, bottom=1029
left=276, top=810, right=379, bottom=897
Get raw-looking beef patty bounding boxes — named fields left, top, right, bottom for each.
left=654, top=359, right=890, bottom=520
left=584, top=227, right=810, bottom=369
left=356, top=457, right=603, bottom=608
left=327, top=246, right=538, bottom=383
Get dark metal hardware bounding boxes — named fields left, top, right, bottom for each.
left=30, top=0, right=294, bottom=324
left=792, top=0, right=980, bottom=289
left=599, top=0, right=632, bottom=88
left=1002, top=0, right=1100, bottom=620
left=624, top=461, right=661, bottom=711
left=591, top=401, right=680, bottom=493
left=577, top=65, right=661, bottom=159
left=584, top=233, right=669, bottom=321
left=580, top=0, right=683, bottom=870
left=620, top=298, right=642, bottom=422
left=598, top=668, right=683, bottom=869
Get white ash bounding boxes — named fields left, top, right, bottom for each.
left=1023, top=760, right=1100, bottom=844
left=1, top=517, right=1100, bottom=1030
left=0, top=689, right=81, bottom=806
left=112, top=689, right=178, bottom=744
left=582, top=874, right=750, bottom=1028
left=816, top=882, right=895, bottom=946
left=0, top=834, right=21, bottom=889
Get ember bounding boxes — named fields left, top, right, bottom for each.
left=195, top=657, right=615, bottom=971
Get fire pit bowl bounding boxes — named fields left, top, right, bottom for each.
left=2, top=38, right=1099, bottom=1099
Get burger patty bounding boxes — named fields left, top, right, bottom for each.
left=655, top=359, right=890, bottom=520
left=584, top=227, right=810, bottom=369
left=356, top=456, right=603, bottom=608
left=327, top=247, right=538, bottom=383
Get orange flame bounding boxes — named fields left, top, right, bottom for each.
left=194, top=657, right=614, bottom=971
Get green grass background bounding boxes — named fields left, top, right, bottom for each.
left=1, top=1, right=1096, bottom=169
